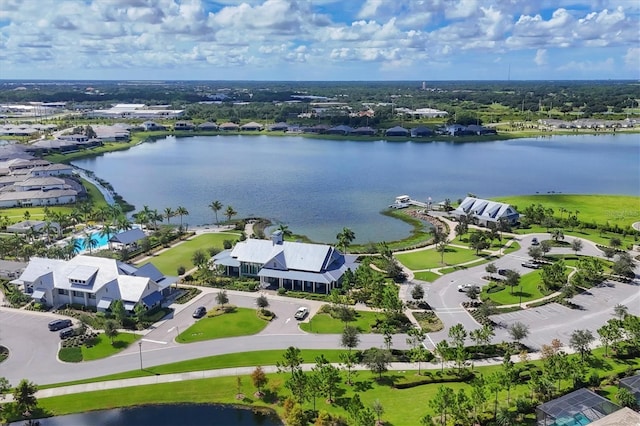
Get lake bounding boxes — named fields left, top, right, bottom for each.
left=72, top=133, right=640, bottom=243
left=22, top=404, right=282, bottom=426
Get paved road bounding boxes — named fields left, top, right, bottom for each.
left=0, top=232, right=636, bottom=386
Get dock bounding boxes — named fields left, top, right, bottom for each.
left=389, top=195, right=432, bottom=209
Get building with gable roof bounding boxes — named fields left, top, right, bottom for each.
left=212, top=231, right=358, bottom=294
left=452, top=196, right=520, bottom=226
left=10, top=255, right=176, bottom=311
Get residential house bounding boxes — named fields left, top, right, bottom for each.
left=6, top=220, right=61, bottom=236
left=142, top=121, right=166, bottom=131
left=326, top=125, right=354, bottom=135
left=218, top=122, right=239, bottom=131
left=268, top=122, right=289, bottom=132
left=385, top=126, right=409, bottom=137
left=197, top=122, right=219, bottom=131
left=451, top=197, right=520, bottom=226
left=351, top=126, right=377, bottom=136
left=174, top=121, right=194, bottom=131
left=410, top=126, right=434, bottom=137
left=619, top=374, right=640, bottom=405
left=10, top=255, right=177, bottom=311
left=536, top=388, right=620, bottom=426
left=240, top=122, right=264, bottom=131
left=212, top=231, right=358, bottom=294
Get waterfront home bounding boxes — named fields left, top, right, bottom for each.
left=451, top=197, right=520, bottom=226
left=197, top=122, right=219, bottom=131
left=385, top=126, right=409, bottom=137
left=10, top=255, right=176, bottom=311
left=326, top=125, right=354, bottom=135
left=219, top=122, right=240, bottom=131
left=410, top=126, right=434, bottom=137
left=211, top=231, right=358, bottom=294
left=142, top=121, right=166, bottom=131
left=351, top=126, right=377, bottom=136
left=240, top=122, right=264, bottom=131
left=174, top=121, right=194, bottom=131
left=268, top=122, right=289, bottom=131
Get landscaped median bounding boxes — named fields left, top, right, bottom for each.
left=177, top=306, right=268, bottom=343
left=59, top=332, right=141, bottom=363
left=299, top=308, right=382, bottom=333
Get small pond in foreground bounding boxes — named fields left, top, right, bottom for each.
left=20, top=404, right=283, bottom=426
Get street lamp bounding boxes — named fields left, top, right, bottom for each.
left=138, top=341, right=143, bottom=371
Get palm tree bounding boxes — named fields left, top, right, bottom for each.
left=163, top=207, right=174, bottom=225
left=336, top=227, right=356, bottom=253
left=225, top=205, right=237, bottom=222
left=116, top=216, right=132, bottom=232
left=100, top=224, right=115, bottom=250
left=65, top=237, right=81, bottom=259
left=83, top=231, right=98, bottom=254
left=277, top=224, right=293, bottom=238
left=209, top=200, right=223, bottom=225
left=175, top=206, right=189, bottom=231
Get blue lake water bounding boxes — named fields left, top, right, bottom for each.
left=20, top=404, right=282, bottom=426
left=72, top=133, right=640, bottom=243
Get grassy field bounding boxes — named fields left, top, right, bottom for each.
left=137, top=232, right=240, bottom=275
left=493, top=194, right=640, bottom=228
left=413, top=271, right=441, bottom=282
left=34, top=347, right=640, bottom=426
left=481, top=270, right=549, bottom=305
left=299, top=310, right=381, bottom=334
left=395, top=246, right=485, bottom=271
left=511, top=225, right=638, bottom=248
left=41, top=349, right=350, bottom=389
left=178, top=308, right=267, bottom=343
left=81, top=332, right=141, bottom=361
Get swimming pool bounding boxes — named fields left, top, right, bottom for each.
left=78, top=231, right=111, bottom=251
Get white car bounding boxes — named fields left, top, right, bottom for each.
left=294, top=307, right=309, bottom=320
left=457, top=283, right=478, bottom=292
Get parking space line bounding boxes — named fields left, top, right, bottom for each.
left=141, top=338, right=167, bottom=345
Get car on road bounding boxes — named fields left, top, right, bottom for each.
left=294, top=307, right=309, bottom=320
left=192, top=306, right=206, bottom=319
left=457, top=283, right=479, bottom=292
left=48, top=319, right=72, bottom=331
left=522, top=261, right=541, bottom=269
left=59, top=328, right=75, bottom=339
left=531, top=237, right=539, bottom=245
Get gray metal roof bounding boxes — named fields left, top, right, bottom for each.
left=110, top=228, right=146, bottom=245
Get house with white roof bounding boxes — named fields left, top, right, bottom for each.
left=452, top=197, right=520, bottom=226
left=10, top=255, right=176, bottom=311
left=212, top=231, right=358, bottom=294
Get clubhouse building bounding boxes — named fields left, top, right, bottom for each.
left=10, top=255, right=176, bottom=311
left=452, top=196, right=520, bottom=226
left=212, top=231, right=358, bottom=294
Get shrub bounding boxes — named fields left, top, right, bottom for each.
left=277, top=287, right=287, bottom=296
left=177, top=265, right=186, bottom=275
left=223, top=240, right=233, bottom=249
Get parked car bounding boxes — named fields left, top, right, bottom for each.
left=48, top=319, right=72, bottom=331
left=531, top=237, right=539, bottom=245
left=59, top=328, right=75, bottom=339
left=192, top=306, right=206, bottom=318
left=522, top=261, right=541, bottom=269
left=498, top=268, right=511, bottom=276
left=457, top=283, right=479, bottom=292
left=294, top=307, right=309, bottom=320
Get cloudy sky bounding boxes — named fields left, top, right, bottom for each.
left=1, top=0, right=638, bottom=81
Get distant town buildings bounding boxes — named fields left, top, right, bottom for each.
left=86, top=103, right=185, bottom=119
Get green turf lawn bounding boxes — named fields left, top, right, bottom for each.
left=512, top=225, right=638, bottom=248
left=138, top=232, right=240, bottom=275
left=178, top=307, right=267, bottom=343
left=40, top=349, right=350, bottom=389
left=482, top=270, right=549, bottom=305
left=413, top=271, right=441, bottom=282
left=395, top=246, right=484, bottom=271
left=81, top=332, right=141, bottom=361
left=33, top=347, right=640, bottom=425
left=493, top=194, right=640, bottom=228
left=299, top=310, right=381, bottom=333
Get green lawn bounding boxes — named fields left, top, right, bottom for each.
left=413, top=271, right=441, bottom=282
left=494, top=194, right=640, bottom=228
left=138, top=232, right=240, bottom=275
left=178, top=307, right=267, bottom=343
left=41, top=349, right=350, bottom=389
left=395, top=246, right=486, bottom=271
left=299, top=310, right=381, bottom=333
left=79, top=332, right=141, bottom=361
left=31, top=347, right=640, bottom=426
left=482, top=270, right=549, bottom=305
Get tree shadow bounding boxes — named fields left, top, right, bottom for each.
left=112, top=340, right=129, bottom=349
left=375, top=374, right=402, bottom=387
left=353, top=379, right=374, bottom=393
left=586, top=357, right=612, bottom=371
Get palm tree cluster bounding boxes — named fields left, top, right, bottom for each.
left=208, top=200, right=237, bottom=226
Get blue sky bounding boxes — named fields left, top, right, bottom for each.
left=0, top=0, right=638, bottom=81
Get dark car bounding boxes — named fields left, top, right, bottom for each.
left=59, top=328, right=75, bottom=339
left=531, top=237, right=539, bottom=246
left=48, top=319, right=72, bottom=331
left=192, top=306, right=206, bottom=318
left=498, top=268, right=511, bottom=276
